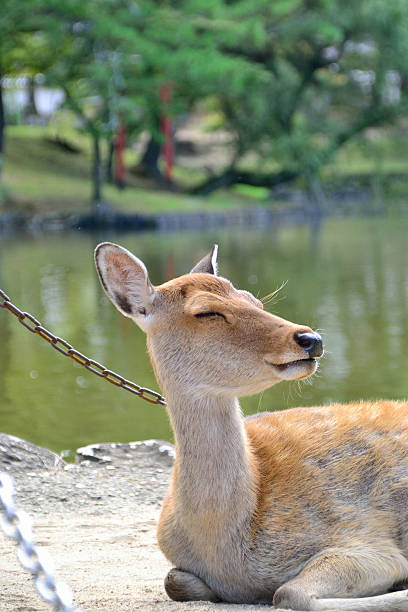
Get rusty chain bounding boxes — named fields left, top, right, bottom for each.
left=0, top=289, right=166, bottom=407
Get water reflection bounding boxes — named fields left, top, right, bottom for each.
left=0, top=215, right=408, bottom=453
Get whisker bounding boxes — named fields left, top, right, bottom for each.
left=261, top=280, right=288, bottom=306
left=282, top=384, right=292, bottom=404
left=257, top=391, right=265, bottom=412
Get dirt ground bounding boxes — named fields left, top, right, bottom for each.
left=0, top=436, right=349, bottom=612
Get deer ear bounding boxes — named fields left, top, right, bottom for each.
left=94, top=243, right=155, bottom=321
left=190, top=244, right=218, bottom=275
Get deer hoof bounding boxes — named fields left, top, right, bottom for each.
left=164, top=568, right=220, bottom=602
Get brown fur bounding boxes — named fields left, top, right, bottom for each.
left=94, top=242, right=408, bottom=611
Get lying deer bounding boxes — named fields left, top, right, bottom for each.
left=95, top=242, right=408, bottom=611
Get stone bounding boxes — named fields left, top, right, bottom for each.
left=0, top=433, right=65, bottom=473
left=76, top=439, right=175, bottom=469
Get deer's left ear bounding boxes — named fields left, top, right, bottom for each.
left=190, top=244, right=218, bottom=275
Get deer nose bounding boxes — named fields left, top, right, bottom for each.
left=294, top=331, right=323, bottom=358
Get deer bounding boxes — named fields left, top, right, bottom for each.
left=94, top=242, right=408, bottom=611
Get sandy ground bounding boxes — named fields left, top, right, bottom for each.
left=0, top=436, right=349, bottom=612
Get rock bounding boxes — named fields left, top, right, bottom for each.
left=0, top=433, right=65, bottom=473
left=76, top=439, right=175, bottom=469
left=0, top=435, right=173, bottom=515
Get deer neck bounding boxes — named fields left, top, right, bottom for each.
left=165, top=388, right=258, bottom=534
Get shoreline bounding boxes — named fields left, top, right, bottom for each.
left=0, top=204, right=319, bottom=235
left=0, top=192, right=383, bottom=235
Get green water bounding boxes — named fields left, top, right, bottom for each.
left=1, top=216, right=408, bottom=455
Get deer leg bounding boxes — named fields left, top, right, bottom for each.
left=164, top=568, right=220, bottom=602
left=273, top=546, right=408, bottom=611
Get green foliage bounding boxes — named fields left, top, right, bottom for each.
left=199, top=0, right=408, bottom=184
left=2, top=0, right=408, bottom=197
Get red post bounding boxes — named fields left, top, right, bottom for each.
left=115, top=123, right=127, bottom=189
left=160, top=84, right=174, bottom=182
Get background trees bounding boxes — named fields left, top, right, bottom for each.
left=2, top=0, right=408, bottom=203
left=191, top=0, right=408, bottom=193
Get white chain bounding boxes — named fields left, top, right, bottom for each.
left=0, top=471, right=81, bottom=611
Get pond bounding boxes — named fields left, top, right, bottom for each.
left=1, top=215, right=408, bottom=456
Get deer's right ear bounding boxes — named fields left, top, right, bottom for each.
left=94, top=243, right=155, bottom=324
left=190, top=244, right=218, bottom=275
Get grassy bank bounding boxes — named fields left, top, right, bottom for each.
left=1, top=126, right=267, bottom=216
left=2, top=125, right=408, bottom=217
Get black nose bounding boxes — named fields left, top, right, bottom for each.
left=294, top=331, right=323, bottom=358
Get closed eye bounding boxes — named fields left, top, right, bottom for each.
left=195, top=312, right=226, bottom=321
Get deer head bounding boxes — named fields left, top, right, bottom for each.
left=94, top=242, right=323, bottom=398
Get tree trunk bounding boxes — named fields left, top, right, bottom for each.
left=191, top=169, right=298, bottom=196
left=140, top=133, right=162, bottom=180
left=0, top=70, right=5, bottom=179
left=91, top=134, right=103, bottom=209
left=25, top=76, right=38, bottom=118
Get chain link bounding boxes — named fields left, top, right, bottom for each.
left=0, top=472, right=81, bottom=611
left=0, top=289, right=166, bottom=406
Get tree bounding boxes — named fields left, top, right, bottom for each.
left=35, top=0, right=261, bottom=203
left=0, top=0, right=40, bottom=179
left=189, top=0, right=408, bottom=194
left=20, top=0, right=145, bottom=207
